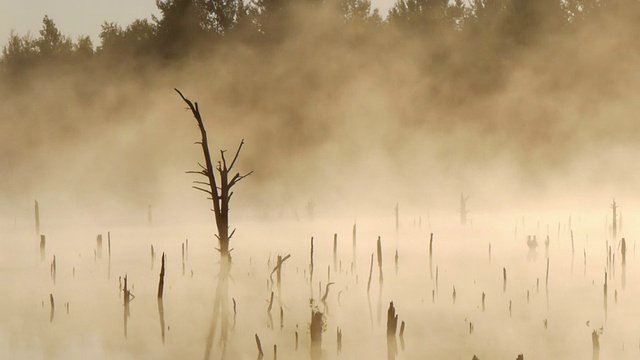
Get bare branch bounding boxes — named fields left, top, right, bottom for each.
left=269, top=254, right=292, bottom=277
left=220, top=150, right=228, bottom=171
left=229, top=139, right=245, bottom=171
left=322, top=282, right=335, bottom=302
left=175, top=89, right=196, bottom=114
left=175, top=88, right=222, bottom=218
left=192, top=186, right=213, bottom=195
left=229, top=171, right=254, bottom=188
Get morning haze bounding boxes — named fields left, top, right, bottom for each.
left=0, top=0, right=639, bottom=359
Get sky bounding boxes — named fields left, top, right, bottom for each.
left=0, top=0, right=396, bottom=47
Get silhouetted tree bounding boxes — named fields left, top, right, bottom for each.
left=74, top=35, right=94, bottom=57
left=36, top=16, right=73, bottom=58
left=175, top=89, right=252, bottom=358
left=388, top=0, right=453, bottom=32
left=98, top=19, right=157, bottom=57
left=341, top=0, right=383, bottom=25
left=1, top=31, right=38, bottom=76
left=504, top=0, right=566, bottom=45
left=155, top=0, right=211, bottom=57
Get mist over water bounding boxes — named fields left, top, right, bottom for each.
left=2, top=1, right=640, bottom=359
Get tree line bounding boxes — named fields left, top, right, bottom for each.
left=1, top=0, right=635, bottom=79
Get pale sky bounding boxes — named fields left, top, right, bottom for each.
left=0, top=0, right=396, bottom=47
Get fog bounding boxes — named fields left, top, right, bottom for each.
left=1, top=1, right=640, bottom=359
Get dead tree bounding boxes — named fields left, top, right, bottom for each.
left=176, top=88, right=252, bottom=261
left=176, top=89, right=252, bottom=359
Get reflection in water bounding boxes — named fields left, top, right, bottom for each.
left=204, top=255, right=231, bottom=360
left=310, top=309, right=324, bottom=360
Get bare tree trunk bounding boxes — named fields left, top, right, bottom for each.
left=176, top=89, right=251, bottom=360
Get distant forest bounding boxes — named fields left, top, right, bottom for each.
left=2, top=0, right=637, bottom=80
left=0, top=0, right=639, bottom=211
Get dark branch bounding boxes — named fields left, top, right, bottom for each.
left=229, top=139, right=245, bottom=171
left=192, top=186, right=213, bottom=195
left=229, top=171, right=254, bottom=188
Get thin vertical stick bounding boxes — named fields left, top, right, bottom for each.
left=35, top=200, right=40, bottom=237
left=377, top=236, right=383, bottom=284
left=503, top=267, right=507, bottom=293
left=545, top=258, right=550, bottom=309
left=40, top=235, right=45, bottom=261
left=429, top=233, right=433, bottom=279
left=49, top=294, right=54, bottom=322
left=158, top=253, right=166, bottom=298
left=333, top=234, right=337, bottom=272
left=310, top=237, right=314, bottom=289
left=108, top=232, right=112, bottom=279
left=352, top=222, right=357, bottom=271
left=255, top=334, right=264, bottom=357
left=367, top=253, right=374, bottom=293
